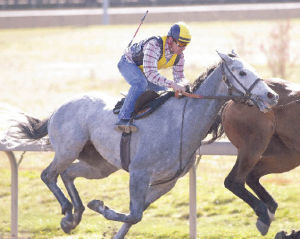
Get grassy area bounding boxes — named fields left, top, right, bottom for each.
left=1, top=155, right=300, bottom=239
left=1, top=20, right=300, bottom=238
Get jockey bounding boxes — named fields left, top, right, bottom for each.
left=115, top=21, right=191, bottom=132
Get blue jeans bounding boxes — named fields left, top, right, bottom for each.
left=117, top=55, right=166, bottom=120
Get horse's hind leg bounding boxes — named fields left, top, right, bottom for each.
left=61, top=159, right=118, bottom=230
left=41, top=155, right=77, bottom=233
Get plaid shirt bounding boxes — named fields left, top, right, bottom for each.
left=124, top=38, right=185, bottom=88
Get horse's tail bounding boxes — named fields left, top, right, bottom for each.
left=17, top=115, right=49, bottom=140
left=1, top=111, right=50, bottom=149
left=203, top=106, right=225, bottom=145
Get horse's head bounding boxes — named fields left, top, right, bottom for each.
left=217, top=51, right=279, bottom=112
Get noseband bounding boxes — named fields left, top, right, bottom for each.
left=221, top=61, right=261, bottom=105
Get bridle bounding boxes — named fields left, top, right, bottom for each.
left=221, top=61, right=262, bottom=106
left=176, top=60, right=262, bottom=106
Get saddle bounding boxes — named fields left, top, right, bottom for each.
left=114, top=90, right=174, bottom=172
left=113, top=90, right=174, bottom=119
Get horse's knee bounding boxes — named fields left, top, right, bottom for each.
left=129, top=212, right=143, bottom=224
left=41, top=168, right=57, bottom=184
left=246, top=172, right=259, bottom=187
left=224, top=175, right=245, bottom=193
left=61, top=169, right=74, bottom=183
left=224, top=175, right=234, bottom=190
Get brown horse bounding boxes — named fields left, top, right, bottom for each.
left=212, top=77, right=300, bottom=236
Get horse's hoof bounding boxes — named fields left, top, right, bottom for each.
left=88, top=200, right=104, bottom=214
left=274, top=231, right=287, bottom=239
left=256, top=219, right=269, bottom=236
left=60, top=216, right=74, bottom=234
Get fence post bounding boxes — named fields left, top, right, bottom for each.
left=5, top=151, right=18, bottom=239
left=189, top=156, right=197, bottom=239
left=102, top=0, right=109, bottom=25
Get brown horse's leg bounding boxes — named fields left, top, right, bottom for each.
left=246, top=157, right=278, bottom=219
left=224, top=149, right=271, bottom=235
left=246, top=136, right=300, bottom=218
left=222, top=102, right=276, bottom=235
left=224, top=132, right=274, bottom=235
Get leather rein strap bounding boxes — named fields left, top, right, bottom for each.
left=175, top=61, right=262, bottom=103
left=176, top=91, right=249, bottom=101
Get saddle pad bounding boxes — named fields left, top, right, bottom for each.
left=113, top=90, right=174, bottom=120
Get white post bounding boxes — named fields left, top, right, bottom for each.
left=6, top=151, right=18, bottom=239
left=102, top=0, right=109, bottom=25
left=189, top=162, right=197, bottom=239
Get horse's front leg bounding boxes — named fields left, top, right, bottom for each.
left=224, top=153, right=271, bottom=236
left=88, top=169, right=150, bottom=224
left=112, top=178, right=178, bottom=239
left=246, top=158, right=279, bottom=221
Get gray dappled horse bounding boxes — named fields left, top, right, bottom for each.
left=5, top=52, right=278, bottom=239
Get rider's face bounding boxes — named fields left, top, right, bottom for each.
left=170, top=38, right=187, bottom=54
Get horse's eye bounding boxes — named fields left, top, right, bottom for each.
left=239, top=71, right=246, bottom=76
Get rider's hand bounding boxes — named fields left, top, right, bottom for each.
left=171, top=82, right=186, bottom=93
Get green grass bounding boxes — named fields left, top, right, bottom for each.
left=1, top=155, right=300, bottom=239
left=1, top=20, right=300, bottom=238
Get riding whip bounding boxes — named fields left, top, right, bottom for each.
left=127, top=10, right=149, bottom=48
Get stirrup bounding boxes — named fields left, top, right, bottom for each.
left=116, top=124, right=138, bottom=133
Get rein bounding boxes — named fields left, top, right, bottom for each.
left=176, top=91, right=250, bottom=101
left=175, top=62, right=261, bottom=103
left=275, top=98, right=300, bottom=109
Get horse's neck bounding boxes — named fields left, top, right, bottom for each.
left=267, top=78, right=300, bottom=105
left=182, top=66, right=228, bottom=156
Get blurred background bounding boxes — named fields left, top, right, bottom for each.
left=1, top=1, right=300, bottom=239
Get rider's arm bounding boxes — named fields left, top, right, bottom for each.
left=143, top=39, right=174, bottom=88
left=172, top=53, right=187, bottom=84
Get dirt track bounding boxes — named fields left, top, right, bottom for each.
left=1, top=2, right=300, bottom=28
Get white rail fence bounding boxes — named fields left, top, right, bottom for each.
left=0, top=141, right=237, bottom=239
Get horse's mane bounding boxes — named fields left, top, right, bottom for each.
left=190, top=64, right=218, bottom=93
left=190, top=53, right=240, bottom=93
left=190, top=61, right=228, bottom=144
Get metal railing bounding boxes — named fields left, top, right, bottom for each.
left=0, top=140, right=237, bottom=239
left=1, top=0, right=298, bottom=10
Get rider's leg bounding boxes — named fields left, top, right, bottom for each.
left=116, top=56, right=148, bottom=132
left=147, top=81, right=167, bottom=92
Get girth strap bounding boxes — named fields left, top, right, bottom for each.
left=120, top=132, right=131, bottom=172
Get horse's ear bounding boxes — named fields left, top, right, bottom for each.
left=216, top=50, right=234, bottom=64
left=230, top=49, right=238, bottom=57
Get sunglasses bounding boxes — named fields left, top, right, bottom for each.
left=173, top=39, right=188, bottom=48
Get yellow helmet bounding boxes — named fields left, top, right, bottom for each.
left=167, top=22, right=191, bottom=44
